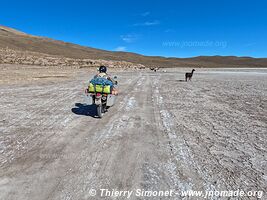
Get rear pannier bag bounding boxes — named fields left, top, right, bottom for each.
left=88, top=83, right=112, bottom=94
left=89, top=77, right=113, bottom=94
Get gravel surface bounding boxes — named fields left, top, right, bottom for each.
left=0, top=68, right=266, bottom=200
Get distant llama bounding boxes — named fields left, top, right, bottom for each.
left=185, top=69, right=195, bottom=81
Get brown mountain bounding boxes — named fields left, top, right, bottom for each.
left=0, top=25, right=266, bottom=68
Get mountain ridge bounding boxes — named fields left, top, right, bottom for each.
left=1, top=25, right=266, bottom=68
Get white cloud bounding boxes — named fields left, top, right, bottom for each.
left=133, top=20, right=160, bottom=26
left=115, top=46, right=127, bottom=51
left=121, top=34, right=138, bottom=43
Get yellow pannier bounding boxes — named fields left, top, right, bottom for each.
left=88, top=83, right=111, bottom=94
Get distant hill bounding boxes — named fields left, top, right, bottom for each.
left=0, top=25, right=266, bottom=68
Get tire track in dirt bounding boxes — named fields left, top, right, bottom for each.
left=150, top=74, right=219, bottom=199
left=45, top=73, right=149, bottom=200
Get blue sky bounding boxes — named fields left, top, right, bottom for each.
left=1, top=0, right=266, bottom=58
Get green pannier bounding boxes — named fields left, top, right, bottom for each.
left=88, top=83, right=111, bottom=94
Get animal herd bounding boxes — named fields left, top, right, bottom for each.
left=150, top=67, right=196, bottom=82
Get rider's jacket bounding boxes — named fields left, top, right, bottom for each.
left=95, top=72, right=108, bottom=79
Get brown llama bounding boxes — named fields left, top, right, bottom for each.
left=185, top=69, right=195, bottom=81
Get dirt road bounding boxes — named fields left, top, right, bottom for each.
left=0, top=68, right=266, bottom=200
